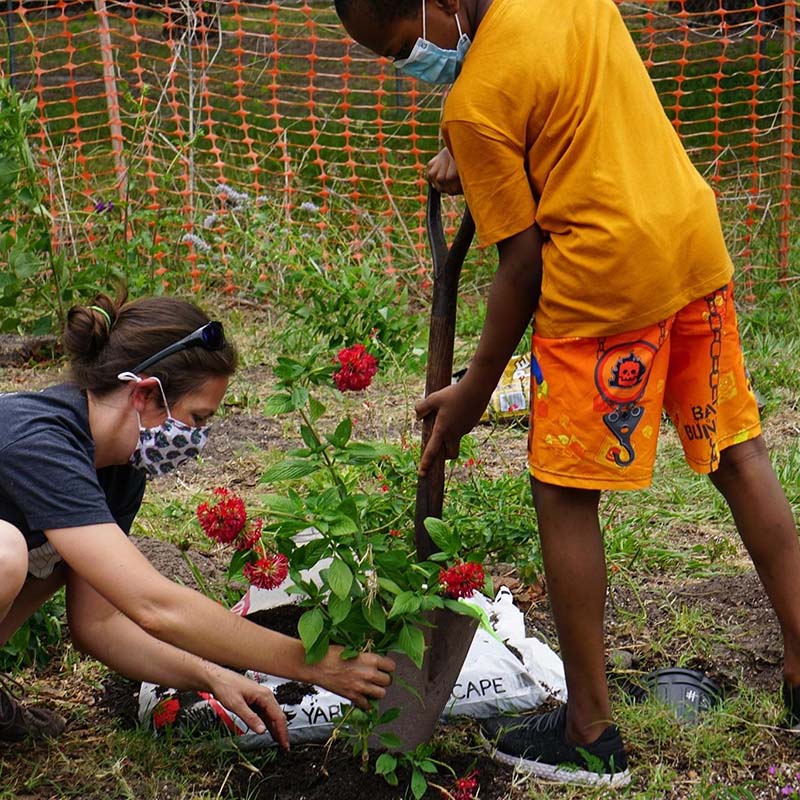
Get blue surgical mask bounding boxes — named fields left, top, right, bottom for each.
left=395, top=1, right=471, bottom=85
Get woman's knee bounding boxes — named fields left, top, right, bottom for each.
left=0, top=521, right=29, bottom=606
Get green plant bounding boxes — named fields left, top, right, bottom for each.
left=0, top=589, right=66, bottom=671
left=0, top=77, right=68, bottom=333
left=195, top=345, right=490, bottom=791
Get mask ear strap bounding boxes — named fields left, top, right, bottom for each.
left=118, top=371, right=172, bottom=417
left=455, top=11, right=463, bottom=37
left=421, top=0, right=427, bottom=40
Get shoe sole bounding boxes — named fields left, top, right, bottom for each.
left=482, top=734, right=632, bottom=788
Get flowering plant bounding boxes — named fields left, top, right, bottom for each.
left=195, top=344, right=491, bottom=796
left=197, top=345, right=488, bottom=669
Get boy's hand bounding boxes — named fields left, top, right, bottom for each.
left=415, top=380, right=489, bottom=476
left=426, top=147, right=463, bottom=195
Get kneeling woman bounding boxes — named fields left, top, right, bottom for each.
left=0, top=293, right=394, bottom=745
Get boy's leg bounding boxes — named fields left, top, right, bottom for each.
left=708, top=437, right=800, bottom=684
left=531, top=478, right=610, bottom=744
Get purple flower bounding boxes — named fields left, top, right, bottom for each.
left=94, top=200, right=114, bottom=213
left=782, top=787, right=793, bottom=796
left=770, top=766, right=778, bottom=776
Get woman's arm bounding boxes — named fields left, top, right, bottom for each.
left=46, top=524, right=394, bottom=709
left=65, top=570, right=289, bottom=747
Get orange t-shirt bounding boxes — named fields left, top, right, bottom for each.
left=442, top=0, right=734, bottom=338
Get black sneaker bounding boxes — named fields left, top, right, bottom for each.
left=481, top=705, right=631, bottom=788
left=0, top=676, right=66, bottom=742
left=782, top=681, right=800, bottom=730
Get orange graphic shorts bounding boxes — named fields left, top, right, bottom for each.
left=528, top=284, right=762, bottom=490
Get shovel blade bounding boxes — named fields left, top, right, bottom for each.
left=371, top=608, right=479, bottom=751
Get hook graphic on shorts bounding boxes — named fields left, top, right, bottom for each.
left=602, top=405, right=643, bottom=466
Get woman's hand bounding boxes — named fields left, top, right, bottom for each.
left=415, top=379, right=490, bottom=476
left=205, top=664, right=290, bottom=750
left=426, top=147, right=462, bottom=195
left=313, top=646, right=395, bottom=710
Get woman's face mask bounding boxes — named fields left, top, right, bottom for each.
left=395, top=0, right=471, bottom=84
left=119, top=372, right=210, bottom=479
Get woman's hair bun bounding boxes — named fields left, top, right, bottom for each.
left=62, top=290, right=125, bottom=362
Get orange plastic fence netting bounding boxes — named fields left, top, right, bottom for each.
left=0, top=0, right=797, bottom=293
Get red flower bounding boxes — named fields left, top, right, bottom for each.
left=152, top=697, right=180, bottom=729
left=333, top=344, right=378, bottom=392
left=450, top=771, right=479, bottom=800
left=197, top=487, right=247, bottom=545
left=439, top=562, right=486, bottom=599
left=244, top=553, right=289, bottom=590
left=235, top=518, right=263, bottom=551
left=388, top=529, right=402, bottom=538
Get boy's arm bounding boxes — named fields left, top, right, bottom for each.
left=415, top=223, right=543, bottom=475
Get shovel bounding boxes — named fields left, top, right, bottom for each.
left=375, top=186, right=478, bottom=750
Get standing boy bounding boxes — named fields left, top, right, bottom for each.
left=335, top=0, right=800, bottom=787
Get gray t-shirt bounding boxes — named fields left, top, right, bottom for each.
left=0, top=384, right=146, bottom=555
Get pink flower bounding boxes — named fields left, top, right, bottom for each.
left=197, top=487, right=247, bottom=545
left=244, top=554, right=289, bottom=590
left=438, top=562, right=486, bottom=599
left=333, top=344, right=378, bottom=392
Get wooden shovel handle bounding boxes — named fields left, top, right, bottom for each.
left=414, top=186, right=476, bottom=560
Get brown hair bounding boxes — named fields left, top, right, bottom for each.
left=63, top=290, right=238, bottom=407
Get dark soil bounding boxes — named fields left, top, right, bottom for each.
left=91, top=529, right=788, bottom=800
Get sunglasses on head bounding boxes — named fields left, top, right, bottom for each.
left=130, top=321, right=226, bottom=375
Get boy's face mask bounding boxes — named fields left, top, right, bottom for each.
left=394, top=0, right=471, bottom=84
left=119, top=372, right=210, bottom=479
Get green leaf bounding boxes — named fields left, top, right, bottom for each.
left=328, top=417, right=352, bottom=449
left=340, top=442, right=398, bottom=465
left=274, top=357, right=305, bottom=382
left=397, top=623, right=425, bottom=669
left=327, top=558, right=354, bottom=600
left=308, top=395, right=326, bottom=423
left=227, top=549, right=254, bottom=580
left=362, top=600, right=386, bottom=633
left=262, top=459, right=320, bottom=483
left=327, top=515, right=358, bottom=537
left=418, top=760, right=438, bottom=774
left=387, top=591, right=421, bottom=619
left=9, top=246, right=41, bottom=279
left=378, top=707, right=401, bottom=725
left=378, top=732, right=403, bottom=749
left=300, top=424, right=320, bottom=450
left=305, top=631, right=330, bottom=665
left=291, top=385, right=309, bottom=410
left=263, top=392, right=295, bottom=415
left=375, top=753, right=397, bottom=776
left=327, top=593, right=351, bottom=625
left=297, top=608, right=325, bottom=652
left=411, top=767, right=427, bottom=800
left=260, top=493, right=302, bottom=516
left=377, top=577, right=402, bottom=596
left=424, top=517, right=459, bottom=555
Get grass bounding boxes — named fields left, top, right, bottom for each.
left=2, top=274, right=800, bottom=796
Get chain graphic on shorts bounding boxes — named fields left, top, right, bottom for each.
left=704, top=289, right=724, bottom=472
